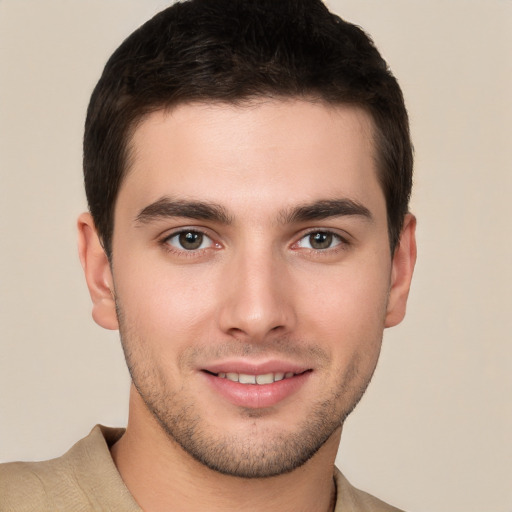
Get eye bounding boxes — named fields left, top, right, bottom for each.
left=296, top=231, right=343, bottom=250
left=165, top=230, right=214, bottom=251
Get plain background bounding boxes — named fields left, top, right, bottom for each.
left=0, top=1, right=511, bottom=511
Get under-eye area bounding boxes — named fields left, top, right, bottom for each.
left=202, top=369, right=312, bottom=385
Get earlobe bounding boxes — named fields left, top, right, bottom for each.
left=77, top=212, right=119, bottom=330
left=385, top=213, right=417, bottom=328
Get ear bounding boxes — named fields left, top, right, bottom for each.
left=385, top=213, right=417, bottom=328
left=77, top=212, right=119, bottom=330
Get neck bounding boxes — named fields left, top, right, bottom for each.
left=111, top=387, right=340, bottom=512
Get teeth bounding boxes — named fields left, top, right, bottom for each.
left=239, top=374, right=256, bottom=384
left=216, top=371, right=297, bottom=385
left=255, top=373, right=274, bottom=385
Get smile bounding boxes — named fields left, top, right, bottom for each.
left=202, top=368, right=312, bottom=408
left=215, top=371, right=297, bottom=385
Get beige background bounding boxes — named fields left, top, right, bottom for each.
left=1, top=1, right=511, bottom=511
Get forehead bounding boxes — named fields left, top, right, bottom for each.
left=119, top=99, right=383, bottom=220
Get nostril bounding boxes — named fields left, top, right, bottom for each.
left=226, top=327, right=246, bottom=337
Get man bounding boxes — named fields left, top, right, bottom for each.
left=0, top=0, right=416, bottom=510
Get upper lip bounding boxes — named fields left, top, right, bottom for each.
left=201, top=359, right=312, bottom=376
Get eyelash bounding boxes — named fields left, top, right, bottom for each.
left=160, top=229, right=219, bottom=256
left=292, top=229, right=350, bottom=254
left=159, top=228, right=351, bottom=257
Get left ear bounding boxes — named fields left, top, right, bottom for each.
left=385, top=213, right=417, bottom=328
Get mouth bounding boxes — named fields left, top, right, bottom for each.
left=201, top=367, right=313, bottom=408
left=203, top=370, right=308, bottom=385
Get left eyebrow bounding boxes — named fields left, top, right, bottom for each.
left=279, top=199, right=373, bottom=224
left=135, top=197, right=233, bottom=225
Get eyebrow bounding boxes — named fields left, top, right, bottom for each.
left=135, top=197, right=233, bottom=225
left=135, top=197, right=372, bottom=226
left=280, top=199, right=373, bottom=224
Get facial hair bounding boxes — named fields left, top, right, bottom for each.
left=116, top=301, right=381, bottom=479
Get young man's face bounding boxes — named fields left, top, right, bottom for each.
left=81, top=99, right=415, bottom=478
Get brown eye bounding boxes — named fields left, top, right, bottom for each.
left=309, top=232, right=333, bottom=249
left=167, top=230, right=212, bottom=251
left=179, top=231, right=203, bottom=250
left=296, top=231, right=343, bottom=251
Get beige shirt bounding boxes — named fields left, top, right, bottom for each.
left=0, top=426, right=404, bottom=511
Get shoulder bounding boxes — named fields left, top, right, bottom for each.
left=0, top=457, right=63, bottom=511
left=334, top=468, right=406, bottom=512
left=0, top=425, right=139, bottom=512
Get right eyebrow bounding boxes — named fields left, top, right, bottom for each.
left=135, top=197, right=233, bottom=225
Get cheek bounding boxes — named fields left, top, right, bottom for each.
left=297, top=261, right=390, bottom=352
left=113, top=259, right=219, bottom=350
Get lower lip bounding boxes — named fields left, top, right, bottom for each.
left=202, top=371, right=311, bottom=409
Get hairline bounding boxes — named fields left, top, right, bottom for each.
left=105, top=94, right=399, bottom=257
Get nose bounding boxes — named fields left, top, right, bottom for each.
left=217, top=247, right=296, bottom=342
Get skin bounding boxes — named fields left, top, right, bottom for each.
left=78, top=99, right=416, bottom=512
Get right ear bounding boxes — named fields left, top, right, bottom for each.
left=77, top=212, right=119, bottom=330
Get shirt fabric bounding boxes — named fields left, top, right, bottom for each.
left=0, top=425, right=404, bottom=511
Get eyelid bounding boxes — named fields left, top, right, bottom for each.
left=160, top=226, right=222, bottom=253
left=292, top=228, right=352, bottom=251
